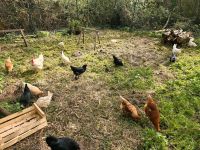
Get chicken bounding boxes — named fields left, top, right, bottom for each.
left=61, top=51, right=71, bottom=64
left=22, top=82, right=43, bottom=96
left=46, top=135, right=80, bottom=150
left=113, top=55, right=123, bottom=66
left=70, top=64, right=87, bottom=80
left=32, top=54, right=44, bottom=70
left=188, top=38, right=197, bottom=47
left=36, top=91, right=53, bottom=108
left=120, top=95, right=140, bottom=120
left=144, top=95, right=160, bottom=132
left=172, top=44, right=181, bottom=54
left=5, top=57, right=13, bottom=73
left=170, top=53, right=176, bottom=62
left=20, top=84, right=32, bottom=107
left=58, top=42, right=64, bottom=47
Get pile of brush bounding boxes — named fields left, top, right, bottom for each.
left=162, top=29, right=192, bottom=46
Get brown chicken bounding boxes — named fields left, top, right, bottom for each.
left=5, top=57, right=13, bottom=72
left=21, top=82, right=43, bottom=96
left=120, top=95, right=140, bottom=120
left=144, top=95, right=160, bottom=132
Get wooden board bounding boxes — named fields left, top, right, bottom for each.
left=0, top=103, right=47, bottom=150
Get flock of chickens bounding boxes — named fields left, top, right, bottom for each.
left=5, top=37, right=193, bottom=149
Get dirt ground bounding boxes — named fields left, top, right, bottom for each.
left=1, top=30, right=174, bottom=150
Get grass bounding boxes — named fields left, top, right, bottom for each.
left=0, top=30, right=199, bottom=150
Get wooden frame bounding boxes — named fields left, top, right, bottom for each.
left=77, top=27, right=100, bottom=50
left=0, top=29, right=28, bottom=47
left=0, top=103, right=47, bottom=150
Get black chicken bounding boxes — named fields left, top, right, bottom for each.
left=113, top=55, right=123, bottom=66
left=46, top=135, right=80, bottom=150
left=170, top=53, right=176, bottom=62
left=70, top=64, right=87, bottom=80
left=20, top=84, right=32, bottom=107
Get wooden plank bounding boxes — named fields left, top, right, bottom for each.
left=0, top=29, right=24, bottom=33
left=2, top=121, right=47, bottom=149
left=2, top=117, right=43, bottom=142
left=82, top=30, right=85, bottom=44
left=0, top=113, right=37, bottom=134
left=0, top=106, right=35, bottom=124
left=1, top=115, right=39, bottom=137
left=20, top=29, right=28, bottom=47
left=80, top=27, right=98, bottom=32
left=33, top=103, right=45, bottom=117
left=94, top=33, right=97, bottom=50
left=0, top=110, right=36, bottom=129
left=77, top=32, right=82, bottom=45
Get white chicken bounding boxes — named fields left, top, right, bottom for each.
left=32, top=54, right=44, bottom=70
left=36, top=91, right=53, bottom=108
left=172, top=44, right=181, bottom=54
left=188, top=38, right=197, bottom=47
left=22, top=82, right=43, bottom=96
left=61, top=51, right=71, bottom=64
left=58, top=42, right=64, bottom=47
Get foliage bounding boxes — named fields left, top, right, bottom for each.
left=1, top=0, right=200, bottom=31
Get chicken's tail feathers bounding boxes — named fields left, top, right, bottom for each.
left=119, top=95, right=126, bottom=101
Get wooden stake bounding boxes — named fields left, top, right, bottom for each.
left=82, top=29, right=85, bottom=44
left=94, top=33, right=97, bottom=50
left=20, top=29, right=28, bottom=47
left=97, top=31, right=100, bottom=44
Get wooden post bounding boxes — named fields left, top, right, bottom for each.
left=97, top=31, right=100, bottom=44
left=77, top=31, right=82, bottom=45
left=76, top=27, right=100, bottom=50
left=82, top=29, right=85, bottom=44
left=94, top=33, right=97, bottom=50
left=20, top=29, right=28, bottom=47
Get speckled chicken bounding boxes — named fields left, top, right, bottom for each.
left=36, top=91, right=53, bottom=108
left=144, top=95, right=160, bottom=131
